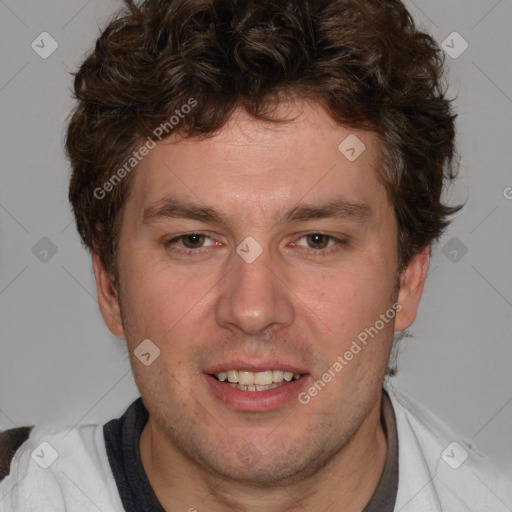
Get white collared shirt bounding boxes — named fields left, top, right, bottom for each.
left=1, top=381, right=510, bottom=511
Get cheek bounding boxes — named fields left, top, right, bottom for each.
left=120, top=267, right=199, bottom=344
left=302, top=263, right=395, bottom=336
left=119, top=260, right=225, bottom=370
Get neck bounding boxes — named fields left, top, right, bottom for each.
left=140, top=396, right=387, bottom=512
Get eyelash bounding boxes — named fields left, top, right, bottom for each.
left=164, top=232, right=348, bottom=257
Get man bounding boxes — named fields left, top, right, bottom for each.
left=1, top=0, right=510, bottom=510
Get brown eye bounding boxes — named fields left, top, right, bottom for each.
left=164, top=232, right=218, bottom=256
left=293, top=233, right=348, bottom=256
left=305, top=233, right=331, bottom=249
left=181, top=234, right=206, bottom=248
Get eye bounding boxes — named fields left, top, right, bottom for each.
left=296, top=233, right=339, bottom=250
left=179, top=233, right=211, bottom=249
left=165, top=233, right=218, bottom=252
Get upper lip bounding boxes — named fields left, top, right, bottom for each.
left=203, top=360, right=309, bottom=375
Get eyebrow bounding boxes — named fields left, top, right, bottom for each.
left=142, top=197, right=372, bottom=227
left=280, top=199, right=371, bottom=225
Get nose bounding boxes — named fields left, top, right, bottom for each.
left=215, top=246, right=295, bottom=336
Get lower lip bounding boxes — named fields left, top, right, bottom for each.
left=203, top=374, right=309, bottom=411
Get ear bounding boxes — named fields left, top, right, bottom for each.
left=394, top=246, right=430, bottom=332
left=92, top=253, right=125, bottom=338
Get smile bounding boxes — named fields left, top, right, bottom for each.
left=205, top=369, right=309, bottom=411
left=212, top=370, right=302, bottom=392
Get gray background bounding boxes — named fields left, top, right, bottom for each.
left=1, top=0, right=511, bottom=476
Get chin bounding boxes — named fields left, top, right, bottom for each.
left=187, top=431, right=337, bottom=487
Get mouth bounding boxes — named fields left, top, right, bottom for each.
left=203, top=367, right=309, bottom=411
left=210, top=369, right=303, bottom=392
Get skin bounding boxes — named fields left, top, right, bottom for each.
left=93, top=99, right=429, bottom=511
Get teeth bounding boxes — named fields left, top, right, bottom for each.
left=255, top=371, right=273, bottom=385
left=272, top=370, right=284, bottom=382
left=238, top=371, right=254, bottom=386
left=214, top=369, right=302, bottom=385
left=228, top=382, right=283, bottom=392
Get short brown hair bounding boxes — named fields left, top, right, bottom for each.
left=66, top=0, right=461, bottom=281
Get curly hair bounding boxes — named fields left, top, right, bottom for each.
left=66, top=0, right=461, bottom=282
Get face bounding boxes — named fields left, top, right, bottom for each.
left=94, top=100, right=427, bottom=484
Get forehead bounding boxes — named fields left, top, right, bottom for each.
left=125, top=101, right=388, bottom=224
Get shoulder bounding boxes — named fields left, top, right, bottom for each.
left=0, top=427, right=33, bottom=482
left=384, top=379, right=512, bottom=512
left=0, top=421, right=124, bottom=512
